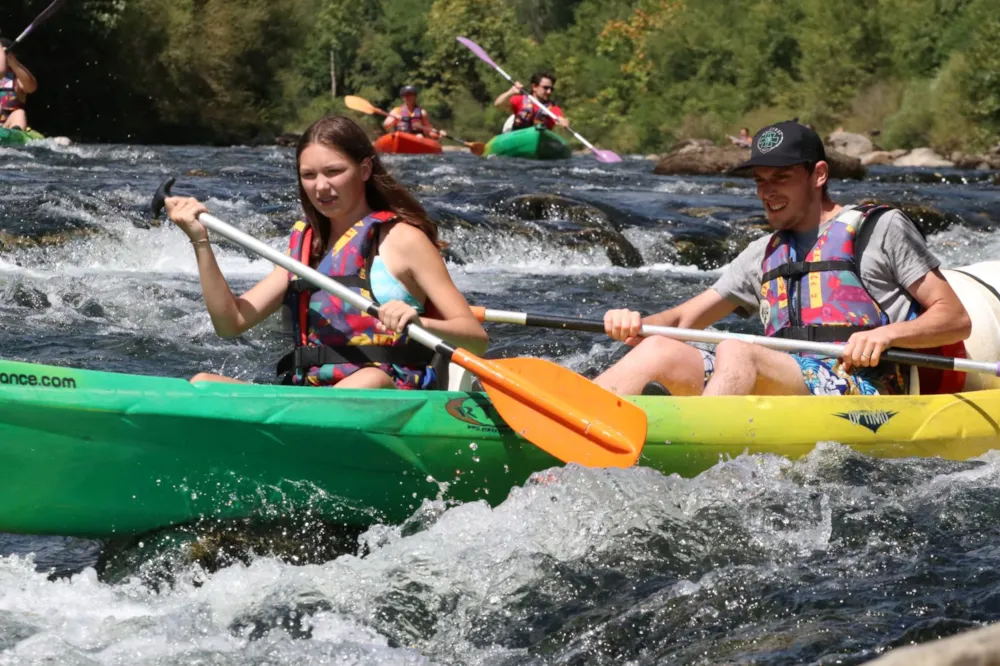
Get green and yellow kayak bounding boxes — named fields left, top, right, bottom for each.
left=1, top=358, right=999, bottom=538
left=0, top=126, right=44, bottom=146
left=484, top=126, right=572, bottom=160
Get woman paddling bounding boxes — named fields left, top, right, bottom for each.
left=165, top=115, right=487, bottom=389
left=0, top=38, right=37, bottom=130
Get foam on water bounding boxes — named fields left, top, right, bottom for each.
left=8, top=446, right=987, bottom=664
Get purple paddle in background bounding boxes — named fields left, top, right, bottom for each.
left=456, top=36, right=623, bottom=164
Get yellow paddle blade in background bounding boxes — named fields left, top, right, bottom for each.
left=344, top=95, right=383, bottom=116
left=451, top=351, right=647, bottom=467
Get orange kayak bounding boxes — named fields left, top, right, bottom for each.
left=373, top=132, right=443, bottom=155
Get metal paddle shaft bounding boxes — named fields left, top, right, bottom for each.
left=150, top=178, right=647, bottom=467
left=455, top=37, right=622, bottom=164
left=7, top=0, right=65, bottom=49
left=473, top=307, right=1000, bottom=378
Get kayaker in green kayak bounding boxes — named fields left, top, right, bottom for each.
left=494, top=72, right=570, bottom=133
left=596, top=120, right=971, bottom=398
left=164, top=115, right=487, bottom=389
left=384, top=85, right=444, bottom=139
left=0, top=38, right=37, bottom=130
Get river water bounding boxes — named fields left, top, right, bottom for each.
left=1, top=139, right=1000, bottom=664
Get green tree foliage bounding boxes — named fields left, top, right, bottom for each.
left=2, top=0, right=999, bottom=150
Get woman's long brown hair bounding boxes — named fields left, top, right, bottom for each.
left=295, top=115, right=443, bottom=263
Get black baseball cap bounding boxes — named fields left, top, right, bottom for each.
left=399, top=85, right=418, bottom=96
left=735, top=120, right=827, bottom=171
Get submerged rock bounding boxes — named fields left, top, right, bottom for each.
left=857, top=199, right=966, bottom=235
left=4, top=282, right=51, bottom=310
left=503, top=194, right=643, bottom=268
left=0, top=228, right=100, bottom=251
left=865, top=620, right=1000, bottom=665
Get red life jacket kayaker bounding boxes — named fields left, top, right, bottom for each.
left=760, top=203, right=966, bottom=393
left=510, top=95, right=564, bottom=131
left=277, top=211, right=437, bottom=388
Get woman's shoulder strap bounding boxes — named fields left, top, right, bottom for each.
left=366, top=211, right=398, bottom=224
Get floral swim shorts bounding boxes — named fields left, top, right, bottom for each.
left=697, top=349, right=906, bottom=396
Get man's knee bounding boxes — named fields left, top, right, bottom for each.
left=714, top=339, right=757, bottom=366
left=632, top=335, right=688, bottom=359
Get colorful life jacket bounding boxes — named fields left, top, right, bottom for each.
left=760, top=204, right=970, bottom=394
left=277, top=212, right=434, bottom=386
left=0, top=72, right=22, bottom=113
left=398, top=105, right=424, bottom=134
left=512, top=97, right=550, bottom=130
left=759, top=204, right=892, bottom=342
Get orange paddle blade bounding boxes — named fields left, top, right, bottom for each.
left=467, top=141, right=486, bottom=157
left=344, top=95, right=384, bottom=116
left=451, top=350, right=647, bottom=467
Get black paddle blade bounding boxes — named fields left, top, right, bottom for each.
left=150, top=177, right=176, bottom=220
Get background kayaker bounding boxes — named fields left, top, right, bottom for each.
left=383, top=85, right=444, bottom=139
left=595, top=120, right=971, bottom=398
left=164, top=114, right=487, bottom=389
left=729, top=127, right=752, bottom=148
left=0, top=38, right=37, bottom=130
left=494, top=72, right=570, bottom=133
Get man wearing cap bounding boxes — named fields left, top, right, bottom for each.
left=0, top=38, right=37, bottom=130
left=594, top=120, right=971, bottom=397
left=384, top=85, right=443, bottom=139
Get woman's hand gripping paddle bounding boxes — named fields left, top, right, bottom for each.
left=151, top=178, right=646, bottom=467
left=455, top=37, right=622, bottom=164
left=344, top=95, right=485, bottom=156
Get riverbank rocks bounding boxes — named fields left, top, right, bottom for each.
left=653, top=144, right=746, bottom=176
left=826, top=130, right=873, bottom=157
left=865, top=621, right=1000, bottom=665
left=652, top=144, right=865, bottom=180
left=502, top=194, right=643, bottom=268
left=861, top=151, right=895, bottom=166
left=893, top=147, right=954, bottom=168
left=274, top=133, right=300, bottom=147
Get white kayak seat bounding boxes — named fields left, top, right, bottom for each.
left=501, top=114, right=515, bottom=134
left=446, top=363, right=476, bottom=391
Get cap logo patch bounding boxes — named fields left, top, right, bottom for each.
left=757, top=128, right=784, bottom=153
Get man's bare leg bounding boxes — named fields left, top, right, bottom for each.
left=702, top=340, right=809, bottom=396
left=594, top=336, right=707, bottom=396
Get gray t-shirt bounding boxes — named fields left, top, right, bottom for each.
left=712, top=206, right=941, bottom=326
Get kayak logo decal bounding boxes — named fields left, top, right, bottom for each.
left=835, top=409, right=897, bottom=433
left=446, top=396, right=512, bottom=433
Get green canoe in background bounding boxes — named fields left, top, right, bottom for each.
left=483, top=126, right=572, bottom=160
left=0, top=126, right=44, bottom=146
